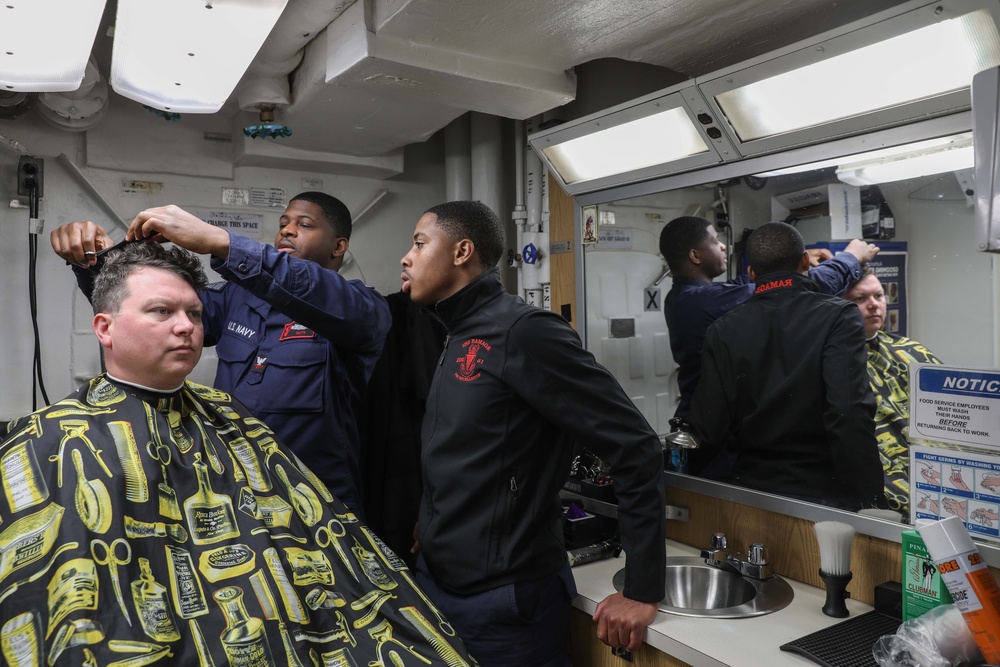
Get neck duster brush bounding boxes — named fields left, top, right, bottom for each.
left=814, top=520, right=855, bottom=618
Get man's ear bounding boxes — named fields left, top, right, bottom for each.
left=93, top=313, right=113, bottom=349
left=748, top=265, right=757, bottom=281
left=454, top=239, right=476, bottom=267
left=796, top=251, right=811, bottom=273
left=688, top=247, right=701, bottom=266
left=331, top=237, right=349, bottom=259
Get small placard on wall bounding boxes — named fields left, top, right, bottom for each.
left=193, top=210, right=267, bottom=240
left=596, top=228, right=632, bottom=249
left=222, top=188, right=250, bottom=207
left=250, top=187, right=286, bottom=208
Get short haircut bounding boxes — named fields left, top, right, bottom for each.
left=92, top=242, right=207, bottom=315
left=425, top=200, right=505, bottom=270
left=848, top=265, right=878, bottom=291
left=746, top=222, right=805, bottom=277
left=658, top=216, right=712, bottom=273
left=290, top=191, right=352, bottom=239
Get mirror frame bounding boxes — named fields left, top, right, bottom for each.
left=570, top=108, right=1000, bottom=568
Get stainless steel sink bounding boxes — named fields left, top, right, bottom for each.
left=612, top=556, right=794, bottom=618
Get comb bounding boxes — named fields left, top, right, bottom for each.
left=107, top=421, right=148, bottom=502
left=250, top=570, right=279, bottom=621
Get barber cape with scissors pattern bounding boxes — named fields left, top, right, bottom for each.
left=0, top=376, right=476, bottom=667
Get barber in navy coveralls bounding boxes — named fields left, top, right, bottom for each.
left=50, top=192, right=391, bottom=514
left=400, top=201, right=665, bottom=665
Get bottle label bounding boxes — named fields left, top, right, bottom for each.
left=223, top=638, right=271, bottom=667
left=937, top=550, right=989, bottom=613
left=166, top=545, right=209, bottom=618
left=190, top=504, right=238, bottom=544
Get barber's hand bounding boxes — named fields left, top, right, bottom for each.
left=593, top=592, right=658, bottom=652
left=128, top=205, right=230, bottom=258
left=806, top=248, right=833, bottom=267
left=50, top=221, right=114, bottom=268
left=843, top=239, right=879, bottom=264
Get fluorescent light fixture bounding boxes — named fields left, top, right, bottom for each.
left=112, top=0, right=288, bottom=113
left=756, top=132, right=974, bottom=178
left=540, top=107, right=709, bottom=186
left=0, top=0, right=107, bottom=92
left=715, top=9, right=1000, bottom=142
left=836, top=133, right=974, bottom=185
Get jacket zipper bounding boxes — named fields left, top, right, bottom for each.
left=496, top=475, right=517, bottom=566
left=437, top=334, right=450, bottom=366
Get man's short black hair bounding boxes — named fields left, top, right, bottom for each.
left=746, top=222, right=805, bottom=277
left=658, top=216, right=712, bottom=273
left=290, top=191, right=352, bottom=239
left=425, top=200, right=505, bottom=270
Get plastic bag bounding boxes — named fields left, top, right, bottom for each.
left=873, top=604, right=985, bottom=667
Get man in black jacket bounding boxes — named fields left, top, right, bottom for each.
left=400, top=201, right=665, bottom=665
left=690, top=222, right=885, bottom=510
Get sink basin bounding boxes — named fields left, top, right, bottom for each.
left=612, top=556, right=794, bottom=618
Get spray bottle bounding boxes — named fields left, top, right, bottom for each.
left=917, top=516, right=1000, bottom=664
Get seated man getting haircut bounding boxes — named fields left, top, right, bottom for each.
left=0, top=242, right=473, bottom=666
left=843, top=267, right=943, bottom=516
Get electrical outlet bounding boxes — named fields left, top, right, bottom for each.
left=17, top=155, right=44, bottom=198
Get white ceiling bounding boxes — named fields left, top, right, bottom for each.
left=57, top=0, right=915, bottom=165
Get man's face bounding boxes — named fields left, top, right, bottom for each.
left=96, top=268, right=204, bottom=390
left=697, top=225, right=728, bottom=278
left=400, top=213, right=462, bottom=305
left=843, top=273, right=887, bottom=339
left=275, top=199, right=344, bottom=269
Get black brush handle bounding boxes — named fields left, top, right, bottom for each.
left=819, top=569, right=853, bottom=618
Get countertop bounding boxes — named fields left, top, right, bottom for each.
left=571, top=540, right=878, bottom=667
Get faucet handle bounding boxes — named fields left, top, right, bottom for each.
left=747, top=542, right=768, bottom=566
left=710, top=532, right=727, bottom=550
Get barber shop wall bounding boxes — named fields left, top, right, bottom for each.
left=0, top=104, right=447, bottom=419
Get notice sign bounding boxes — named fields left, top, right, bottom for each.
left=910, top=364, right=1000, bottom=449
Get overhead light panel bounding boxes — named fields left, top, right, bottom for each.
left=756, top=132, right=974, bottom=178
left=111, top=0, right=288, bottom=114
left=0, top=0, right=107, bottom=92
left=714, top=8, right=1000, bottom=142
left=528, top=85, right=732, bottom=195
left=836, top=133, right=974, bottom=186
left=541, top=108, right=709, bottom=185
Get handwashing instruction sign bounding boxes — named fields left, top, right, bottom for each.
left=910, top=445, right=1000, bottom=545
left=909, top=364, right=999, bottom=449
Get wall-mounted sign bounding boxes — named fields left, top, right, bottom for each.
left=910, top=364, right=1000, bottom=449
left=193, top=210, right=266, bottom=240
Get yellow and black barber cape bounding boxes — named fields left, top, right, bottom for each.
left=0, top=375, right=476, bottom=667
left=866, top=330, right=941, bottom=515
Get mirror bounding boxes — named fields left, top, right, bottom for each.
left=575, top=113, right=1000, bottom=563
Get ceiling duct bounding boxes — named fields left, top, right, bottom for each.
left=235, top=1, right=356, bottom=113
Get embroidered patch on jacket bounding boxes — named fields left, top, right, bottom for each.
left=280, top=322, right=317, bottom=341
left=454, top=338, right=491, bottom=382
left=226, top=321, right=257, bottom=340
left=754, top=278, right=793, bottom=294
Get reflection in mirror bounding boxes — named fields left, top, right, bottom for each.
left=581, top=143, right=997, bottom=526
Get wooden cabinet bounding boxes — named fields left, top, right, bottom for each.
left=567, top=609, right=692, bottom=667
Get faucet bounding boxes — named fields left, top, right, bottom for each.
left=700, top=532, right=773, bottom=580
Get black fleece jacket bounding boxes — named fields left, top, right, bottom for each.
left=418, top=268, right=666, bottom=601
